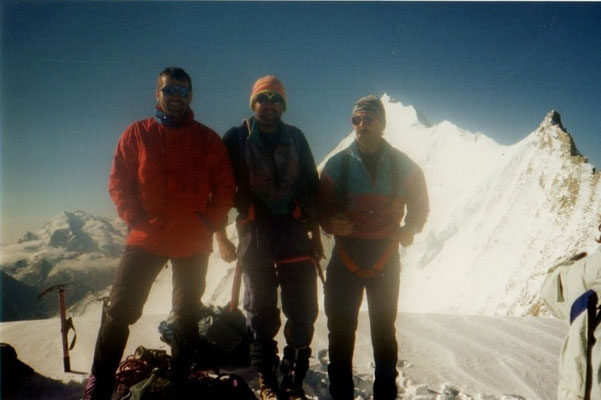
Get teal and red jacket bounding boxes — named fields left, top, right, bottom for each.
left=108, top=108, right=235, bottom=257
left=319, top=139, right=429, bottom=240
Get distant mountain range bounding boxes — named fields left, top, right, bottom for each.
left=0, top=211, right=126, bottom=321
left=2, top=95, right=600, bottom=321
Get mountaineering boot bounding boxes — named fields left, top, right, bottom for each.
left=279, top=346, right=311, bottom=400
left=258, top=370, right=279, bottom=400
left=85, top=315, right=130, bottom=400
left=327, top=362, right=354, bottom=400
left=373, top=362, right=398, bottom=400
left=250, top=339, right=281, bottom=400
left=170, top=317, right=198, bottom=380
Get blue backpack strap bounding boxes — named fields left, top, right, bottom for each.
left=570, top=289, right=599, bottom=400
left=570, top=289, right=598, bottom=324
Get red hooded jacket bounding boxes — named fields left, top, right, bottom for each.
left=108, top=109, right=235, bottom=257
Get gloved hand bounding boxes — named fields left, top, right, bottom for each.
left=328, top=213, right=353, bottom=236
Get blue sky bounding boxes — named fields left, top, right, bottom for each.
left=1, top=1, right=600, bottom=244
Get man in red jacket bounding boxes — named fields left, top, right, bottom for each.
left=84, top=67, right=235, bottom=400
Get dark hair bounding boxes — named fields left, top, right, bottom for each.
left=158, top=67, right=192, bottom=90
left=596, top=223, right=601, bottom=243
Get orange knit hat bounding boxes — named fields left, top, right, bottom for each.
left=249, top=76, right=287, bottom=111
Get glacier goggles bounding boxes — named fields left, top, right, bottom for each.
left=351, top=114, right=377, bottom=126
left=255, top=92, right=284, bottom=106
left=160, top=85, right=191, bottom=98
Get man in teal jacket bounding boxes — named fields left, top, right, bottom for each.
left=319, top=95, right=429, bottom=400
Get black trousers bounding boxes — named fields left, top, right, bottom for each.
left=90, top=246, right=208, bottom=392
left=324, top=238, right=400, bottom=400
left=237, top=216, right=318, bottom=373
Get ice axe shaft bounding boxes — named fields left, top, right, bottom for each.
left=229, top=262, right=242, bottom=312
left=58, top=288, right=71, bottom=372
left=37, top=283, right=76, bottom=372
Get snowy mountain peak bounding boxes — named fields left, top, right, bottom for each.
left=541, top=109, right=565, bottom=131
left=17, top=231, right=40, bottom=244
left=381, top=94, right=430, bottom=128
left=526, top=110, right=586, bottom=162
left=32, top=210, right=126, bottom=256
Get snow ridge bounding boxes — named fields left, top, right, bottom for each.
left=380, top=97, right=600, bottom=316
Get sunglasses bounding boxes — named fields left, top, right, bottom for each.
left=255, top=92, right=284, bottom=106
left=351, top=115, right=377, bottom=126
left=160, top=85, right=191, bottom=98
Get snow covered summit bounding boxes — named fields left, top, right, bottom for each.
left=26, top=210, right=125, bottom=256
left=375, top=97, right=601, bottom=316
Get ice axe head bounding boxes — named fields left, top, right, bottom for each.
left=37, top=283, right=73, bottom=300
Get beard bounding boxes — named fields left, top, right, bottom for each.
left=356, top=129, right=383, bottom=153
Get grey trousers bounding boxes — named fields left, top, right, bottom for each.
left=90, top=246, right=208, bottom=394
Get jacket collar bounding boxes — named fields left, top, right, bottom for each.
left=246, top=117, right=293, bottom=148
left=154, top=106, right=194, bottom=128
left=350, top=137, right=391, bottom=157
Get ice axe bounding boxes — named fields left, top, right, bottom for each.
left=229, top=262, right=243, bottom=312
left=37, top=283, right=77, bottom=372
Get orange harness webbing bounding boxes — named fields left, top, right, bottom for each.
left=229, top=256, right=324, bottom=312
left=277, top=255, right=325, bottom=285
left=336, top=239, right=399, bottom=279
left=229, top=203, right=322, bottom=311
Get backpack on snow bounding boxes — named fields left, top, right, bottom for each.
left=115, top=346, right=256, bottom=400
left=158, top=304, right=251, bottom=371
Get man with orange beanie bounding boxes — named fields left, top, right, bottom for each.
left=216, top=76, right=323, bottom=400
